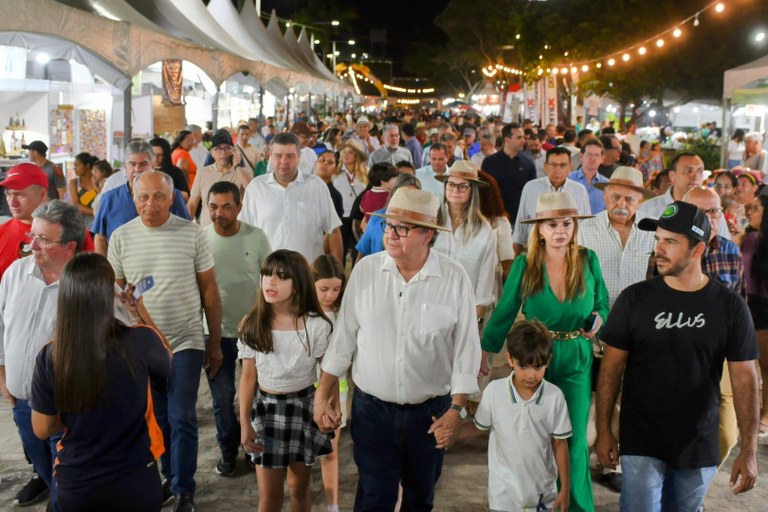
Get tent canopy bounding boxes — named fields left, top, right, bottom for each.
left=723, top=53, right=768, bottom=104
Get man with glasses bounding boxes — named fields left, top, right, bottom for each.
left=92, top=140, right=189, bottom=255
left=513, top=146, right=591, bottom=255
left=186, top=129, right=251, bottom=228
left=570, top=139, right=610, bottom=215
left=0, top=201, right=89, bottom=510
left=638, top=152, right=731, bottom=239
left=314, top=188, right=480, bottom=511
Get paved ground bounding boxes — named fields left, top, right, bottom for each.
left=1, top=370, right=767, bottom=511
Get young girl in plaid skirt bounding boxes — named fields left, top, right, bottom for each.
left=238, top=249, right=334, bottom=511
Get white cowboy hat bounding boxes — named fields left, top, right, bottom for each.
left=520, top=191, right=594, bottom=224
left=371, top=188, right=451, bottom=231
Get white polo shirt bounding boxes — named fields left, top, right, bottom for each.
left=474, top=374, right=572, bottom=511
left=239, top=171, right=341, bottom=263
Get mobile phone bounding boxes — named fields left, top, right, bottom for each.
left=586, top=314, right=599, bottom=333
left=133, top=275, right=155, bottom=300
left=255, top=434, right=276, bottom=452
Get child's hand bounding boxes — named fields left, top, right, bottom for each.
left=552, top=489, right=569, bottom=511
left=241, top=424, right=264, bottom=454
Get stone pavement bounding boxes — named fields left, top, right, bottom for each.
left=1, top=373, right=767, bottom=511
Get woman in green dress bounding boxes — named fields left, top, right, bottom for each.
left=481, top=191, right=610, bottom=512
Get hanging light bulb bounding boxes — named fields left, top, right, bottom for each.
left=552, top=68, right=559, bottom=75
left=581, top=64, right=589, bottom=72
left=570, top=66, right=577, bottom=74
left=622, top=53, right=630, bottom=62
left=693, top=13, right=700, bottom=27
left=673, top=27, right=682, bottom=38
left=607, top=58, right=615, bottom=66
left=656, top=38, right=665, bottom=47
left=560, top=67, right=568, bottom=74
left=596, top=62, right=602, bottom=69
left=715, top=3, right=725, bottom=13
left=638, top=46, right=647, bottom=55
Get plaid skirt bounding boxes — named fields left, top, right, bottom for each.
left=250, top=385, right=333, bottom=468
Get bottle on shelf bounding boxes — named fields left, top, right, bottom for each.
left=0, top=136, right=6, bottom=157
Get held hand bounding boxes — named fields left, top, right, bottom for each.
left=241, top=424, right=264, bottom=454
left=204, top=343, right=224, bottom=380
left=428, top=410, right=462, bottom=449
left=596, top=431, right=620, bottom=470
left=552, top=490, right=570, bottom=512
left=313, top=394, right=341, bottom=433
left=580, top=312, right=602, bottom=339
left=730, top=449, right=758, bottom=494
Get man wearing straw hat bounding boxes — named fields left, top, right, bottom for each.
left=314, top=188, right=481, bottom=511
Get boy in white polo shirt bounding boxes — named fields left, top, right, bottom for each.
left=451, top=320, right=572, bottom=511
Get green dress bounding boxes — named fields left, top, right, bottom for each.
left=482, top=248, right=610, bottom=512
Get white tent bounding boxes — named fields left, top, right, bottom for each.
left=721, top=53, right=768, bottom=164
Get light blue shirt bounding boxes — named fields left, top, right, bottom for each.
left=569, top=168, right=609, bottom=214
left=414, top=165, right=445, bottom=201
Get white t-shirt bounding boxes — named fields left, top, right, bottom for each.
left=474, top=374, right=572, bottom=511
left=727, top=140, right=745, bottom=162
left=237, top=315, right=331, bottom=392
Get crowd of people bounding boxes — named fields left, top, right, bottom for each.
left=0, top=108, right=766, bottom=512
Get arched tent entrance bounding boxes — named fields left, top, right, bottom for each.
left=217, top=72, right=264, bottom=129
left=0, top=31, right=126, bottom=169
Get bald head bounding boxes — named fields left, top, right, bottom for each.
left=683, top=186, right=720, bottom=241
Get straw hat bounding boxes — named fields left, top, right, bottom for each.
left=370, top=188, right=451, bottom=231
left=520, top=191, right=594, bottom=224
left=435, top=160, right=488, bottom=187
left=356, top=116, right=371, bottom=126
left=337, top=139, right=366, bottom=162
left=594, top=166, right=656, bottom=199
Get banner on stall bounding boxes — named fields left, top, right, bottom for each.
left=162, top=60, right=184, bottom=105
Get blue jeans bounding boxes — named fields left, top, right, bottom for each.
left=350, top=388, right=450, bottom=512
left=204, top=337, right=239, bottom=459
left=152, top=349, right=204, bottom=495
left=620, top=455, right=717, bottom=512
left=12, top=399, right=61, bottom=506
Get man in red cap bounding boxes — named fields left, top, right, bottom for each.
left=0, top=163, right=94, bottom=279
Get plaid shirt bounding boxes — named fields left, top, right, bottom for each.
left=646, top=235, right=747, bottom=299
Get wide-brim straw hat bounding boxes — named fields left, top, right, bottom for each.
left=370, top=188, right=451, bottom=231
left=337, top=139, right=366, bottom=162
left=520, top=191, right=594, bottom=224
left=594, top=166, right=655, bottom=199
left=435, top=160, right=488, bottom=187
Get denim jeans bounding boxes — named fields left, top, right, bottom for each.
left=350, top=388, right=451, bottom=512
left=152, top=349, right=204, bottom=495
left=204, top=337, right=239, bottom=459
left=12, top=399, right=61, bottom=506
left=620, top=455, right=717, bottom=512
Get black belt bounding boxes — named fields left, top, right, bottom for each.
left=356, top=388, right=448, bottom=410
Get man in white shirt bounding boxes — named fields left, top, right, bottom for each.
left=513, top=147, right=591, bottom=255
left=314, top=188, right=480, bottom=512
left=351, top=116, right=380, bottom=159
left=470, top=132, right=496, bottom=168
left=415, top=143, right=449, bottom=200
left=368, top=124, right=413, bottom=167
left=246, top=117, right=267, bottom=153
left=0, top=201, right=87, bottom=510
left=638, top=152, right=730, bottom=239
left=239, top=133, right=342, bottom=263
left=186, top=124, right=209, bottom=171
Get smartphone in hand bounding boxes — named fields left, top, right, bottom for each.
left=133, top=275, right=155, bottom=300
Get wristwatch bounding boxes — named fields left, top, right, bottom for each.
left=449, top=404, right=468, bottom=419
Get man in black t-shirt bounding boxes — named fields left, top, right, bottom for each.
left=595, top=201, right=759, bottom=512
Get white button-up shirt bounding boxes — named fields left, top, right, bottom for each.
left=414, top=165, right=446, bottom=201
left=578, top=211, right=656, bottom=306
left=0, top=257, right=132, bottom=399
left=512, top=177, right=591, bottom=245
left=638, top=187, right=731, bottom=239
left=239, top=171, right=342, bottom=262
left=321, top=250, right=481, bottom=404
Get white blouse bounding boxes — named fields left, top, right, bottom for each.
left=332, top=167, right=367, bottom=217
left=238, top=315, right=332, bottom=392
left=434, top=215, right=498, bottom=307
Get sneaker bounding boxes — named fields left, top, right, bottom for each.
left=14, top=473, right=50, bottom=507
left=603, top=472, right=622, bottom=492
left=161, top=479, right=175, bottom=506
left=244, top=452, right=256, bottom=469
left=174, top=493, right=195, bottom=512
left=215, top=455, right=236, bottom=476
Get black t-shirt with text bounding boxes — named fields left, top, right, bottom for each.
left=601, top=277, right=757, bottom=469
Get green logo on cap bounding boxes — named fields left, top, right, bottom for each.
left=662, top=204, right=678, bottom=218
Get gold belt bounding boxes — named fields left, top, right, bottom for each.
left=549, top=330, right=581, bottom=340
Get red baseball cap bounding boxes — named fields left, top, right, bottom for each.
left=0, top=163, right=49, bottom=190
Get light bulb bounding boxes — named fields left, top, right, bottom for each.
left=673, top=28, right=682, bottom=38
left=656, top=38, right=665, bottom=47
left=693, top=14, right=700, bottom=27
left=638, top=46, right=647, bottom=55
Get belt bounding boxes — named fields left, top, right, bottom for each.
left=356, top=388, right=449, bottom=410
left=549, top=330, right=581, bottom=340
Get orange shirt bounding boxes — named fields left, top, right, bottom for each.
left=172, top=148, right=197, bottom=188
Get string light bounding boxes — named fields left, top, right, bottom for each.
left=581, top=64, right=589, bottom=72
left=543, top=0, right=727, bottom=72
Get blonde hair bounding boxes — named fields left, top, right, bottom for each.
left=436, top=182, right=489, bottom=243
left=337, top=145, right=369, bottom=185
left=522, top=219, right=586, bottom=300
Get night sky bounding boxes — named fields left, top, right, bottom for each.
left=260, top=0, right=450, bottom=77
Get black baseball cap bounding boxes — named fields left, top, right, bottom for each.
left=638, top=201, right=711, bottom=244
left=21, top=140, right=48, bottom=155
left=210, top=129, right=233, bottom=148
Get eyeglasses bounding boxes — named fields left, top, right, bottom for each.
left=25, top=232, right=63, bottom=246
left=212, top=145, right=233, bottom=152
left=702, top=207, right=723, bottom=217
left=713, top=183, right=733, bottom=191
left=607, top=193, right=638, bottom=206
left=383, top=222, right=420, bottom=237
left=445, top=181, right=471, bottom=192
